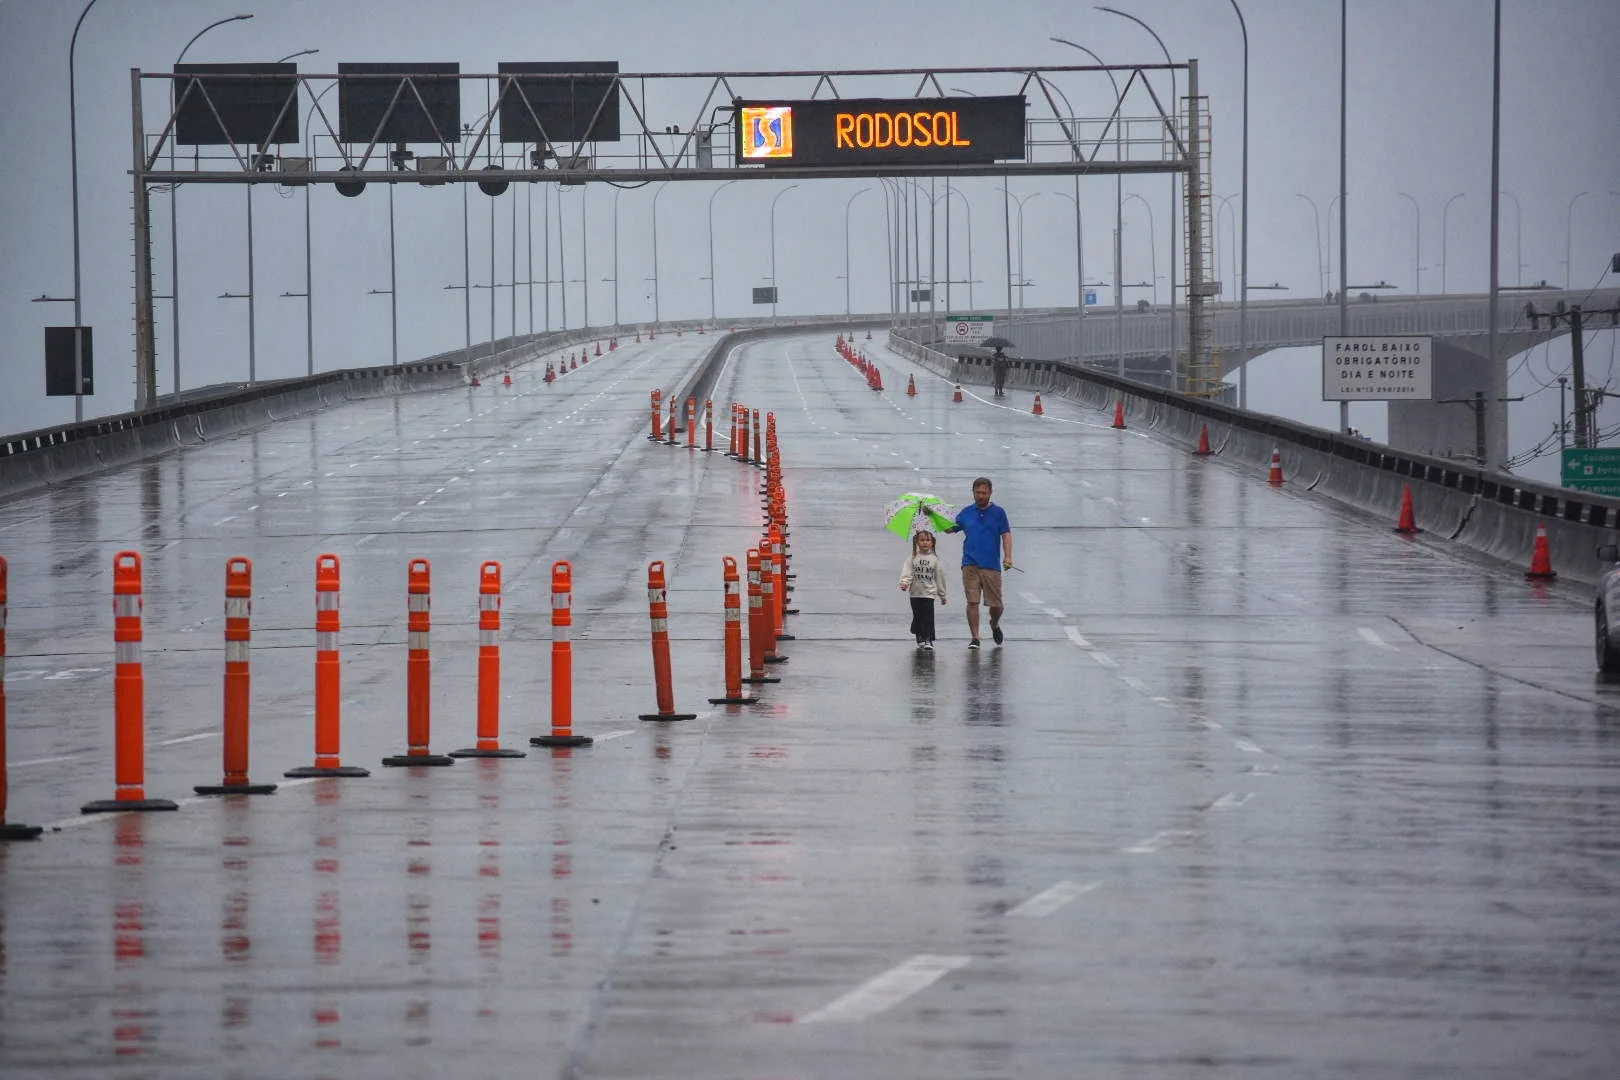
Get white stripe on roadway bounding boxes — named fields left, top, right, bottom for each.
left=798, top=954, right=971, bottom=1023
left=1006, top=880, right=1099, bottom=918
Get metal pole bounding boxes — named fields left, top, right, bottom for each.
left=769, top=185, right=798, bottom=324
left=1487, top=0, right=1504, bottom=469
left=844, top=188, right=869, bottom=316
left=1566, top=191, right=1590, bottom=290
left=1442, top=193, right=1464, bottom=294
left=1337, top=0, right=1349, bottom=434
left=652, top=182, right=665, bottom=324
left=462, top=184, right=471, bottom=353
left=526, top=181, right=534, bottom=332
left=1398, top=192, right=1420, bottom=297
left=580, top=186, right=589, bottom=329
left=1230, top=0, right=1249, bottom=408
left=130, top=69, right=156, bottom=411
left=611, top=187, right=621, bottom=327
left=558, top=186, right=567, bottom=328
left=707, top=179, right=738, bottom=323
left=246, top=186, right=257, bottom=384
left=489, top=185, right=497, bottom=357
left=388, top=183, right=398, bottom=366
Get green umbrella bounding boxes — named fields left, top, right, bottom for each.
left=885, top=492, right=957, bottom=539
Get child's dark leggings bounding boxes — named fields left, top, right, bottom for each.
left=909, top=597, right=936, bottom=642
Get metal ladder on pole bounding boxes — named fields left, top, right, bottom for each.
left=1183, top=68, right=1220, bottom=398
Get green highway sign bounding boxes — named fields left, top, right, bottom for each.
left=1561, top=448, right=1620, bottom=495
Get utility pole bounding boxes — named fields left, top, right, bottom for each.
left=1437, top=389, right=1525, bottom=466
left=1531, top=297, right=1620, bottom=449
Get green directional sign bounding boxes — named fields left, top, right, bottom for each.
left=1561, top=448, right=1620, bottom=495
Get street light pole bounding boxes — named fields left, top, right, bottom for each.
left=1442, top=192, right=1465, bottom=294
left=1501, top=189, right=1522, bottom=285
left=1296, top=194, right=1325, bottom=297
left=168, top=13, right=255, bottom=398
left=1228, top=0, right=1249, bottom=408
left=610, top=186, right=621, bottom=327
left=843, top=187, right=870, bottom=316
left=651, top=182, right=667, bottom=325
left=1123, top=192, right=1158, bottom=304
left=1566, top=190, right=1590, bottom=289
left=769, top=185, right=798, bottom=323
left=1055, top=190, right=1084, bottom=362
left=942, top=185, right=974, bottom=310
left=67, top=0, right=107, bottom=421
left=706, top=179, right=739, bottom=323
left=1397, top=192, right=1421, bottom=296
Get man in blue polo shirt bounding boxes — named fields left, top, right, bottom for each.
left=944, top=477, right=1013, bottom=648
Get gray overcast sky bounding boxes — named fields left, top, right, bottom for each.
left=2, top=0, right=1616, bottom=461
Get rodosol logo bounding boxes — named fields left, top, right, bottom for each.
left=741, top=106, right=794, bottom=159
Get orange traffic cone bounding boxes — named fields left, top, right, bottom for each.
left=953, top=384, right=963, bottom=403
left=1195, top=423, right=1211, bottom=455
left=1032, top=394, right=1044, bottom=416
left=1394, top=485, right=1418, bottom=534
left=906, top=373, right=917, bottom=397
left=503, top=371, right=512, bottom=387
left=1267, top=447, right=1284, bottom=485
left=470, top=373, right=481, bottom=387
left=1111, top=400, right=1126, bottom=429
left=1525, top=523, right=1556, bottom=579
left=595, top=341, right=602, bottom=356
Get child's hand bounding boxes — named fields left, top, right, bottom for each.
left=898, top=582, right=910, bottom=591
left=939, top=598, right=947, bottom=606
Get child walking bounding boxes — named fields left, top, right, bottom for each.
left=898, top=530, right=947, bottom=649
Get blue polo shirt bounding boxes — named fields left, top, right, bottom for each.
left=954, top=501, right=1010, bottom=569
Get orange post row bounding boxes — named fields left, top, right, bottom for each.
left=686, top=397, right=697, bottom=449
left=1, top=557, right=44, bottom=839
left=650, top=389, right=663, bottom=441
left=742, top=549, right=779, bottom=686
left=532, top=561, right=593, bottom=747
left=83, top=551, right=177, bottom=813
left=286, top=554, right=370, bottom=778
left=452, top=562, right=525, bottom=758
left=385, top=560, right=454, bottom=767
left=196, top=558, right=276, bottom=795
left=638, top=561, right=696, bottom=722
left=704, top=399, right=715, bottom=452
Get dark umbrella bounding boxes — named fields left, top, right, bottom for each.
left=981, top=336, right=1015, bottom=350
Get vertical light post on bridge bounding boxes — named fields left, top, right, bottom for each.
left=997, top=187, right=1039, bottom=315
left=1500, top=190, right=1522, bottom=285
left=1097, top=6, right=1179, bottom=387
left=942, top=184, right=974, bottom=312
left=1045, top=78, right=1085, bottom=364
left=608, top=186, right=621, bottom=327
left=1122, top=193, right=1158, bottom=304
left=1441, top=192, right=1465, bottom=294
left=769, top=184, right=798, bottom=324
left=651, top=181, right=668, bottom=324
left=280, top=81, right=336, bottom=377
left=1049, top=38, right=1125, bottom=377
left=706, top=179, right=739, bottom=323
left=1397, top=192, right=1421, bottom=296
left=1336, top=0, right=1350, bottom=435
left=1227, top=0, right=1250, bottom=408
left=1295, top=193, right=1325, bottom=297
left=65, top=0, right=107, bottom=421
left=1566, top=191, right=1591, bottom=290
left=843, top=187, right=871, bottom=317
left=167, top=14, right=255, bottom=399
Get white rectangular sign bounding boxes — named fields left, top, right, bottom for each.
left=1322, top=335, right=1433, bottom=401
left=945, top=314, right=993, bottom=344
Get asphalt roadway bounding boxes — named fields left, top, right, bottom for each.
left=1, top=331, right=1617, bottom=1079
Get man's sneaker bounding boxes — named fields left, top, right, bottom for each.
left=991, top=621, right=1004, bottom=645
left=968, top=639, right=981, bottom=649
left=921, top=641, right=934, bottom=650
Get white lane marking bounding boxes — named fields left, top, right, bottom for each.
left=1233, top=738, right=1265, bottom=754
left=1064, top=626, right=1092, bottom=649
left=1120, top=675, right=1150, bottom=694
left=798, top=954, right=971, bottom=1024
left=213, top=516, right=237, bottom=527
left=1006, top=880, right=1099, bottom=918
left=153, top=732, right=219, bottom=747
left=1042, top=607, right=1066, bottom=619
left=11, top=753, right=83, bottom=769
left=356, top=534, right=379, bottom=546
left=1245, top=764, right=1279, bottom=776
left=1123, top=829, right=1191, bottom=854
left=1357, top=627, right=1394, bottom=649
left=1210, top=792, right=1254, bottom=811
left=392, top=512, right=410, bottom=522
left=1194, top=718, right=1225, bottom=731
left=590, top=729, right=637, bottom=743
left=1089, top=652, right=1117, bottom=669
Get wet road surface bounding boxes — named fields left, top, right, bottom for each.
left=2, top=332, right=1618, bottom=1078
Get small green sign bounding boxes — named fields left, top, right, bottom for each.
left=1561, top=448, right=1620, bottom=495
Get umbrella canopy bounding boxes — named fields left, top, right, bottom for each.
left=885, top=492, right=958, bottom=539
left=981, top=336, right=1016, bottom=350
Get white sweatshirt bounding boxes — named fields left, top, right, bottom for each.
left=898, top=552, right=948, bottom=602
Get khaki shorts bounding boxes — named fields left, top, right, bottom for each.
left=961, top=566, right=1004, bottom=608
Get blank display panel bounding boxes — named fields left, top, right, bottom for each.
left=497, top=62, right=620, bottom=144
left=337, top=62, right=461, bottom=144
left=173, top=63, right=299, bottom=147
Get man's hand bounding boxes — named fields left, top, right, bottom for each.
left=1002, top=559, right=1013, bottom=571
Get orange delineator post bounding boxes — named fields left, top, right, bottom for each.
left=704, top=399, right=715, bottom=452
left=1, top=557, right=43, bottom=839
left=638, top=561, right=696, bottom=722
left=532, top=562, right=593, bottom=747
left=751, top=410, right=763, bottom=466
left=741, top=549, right=780, bottom=685
left=650, top=389, right=663, bottom=441
left=196, top=558, right=276, bottom=795
left=709, top=556, right=758, bottom=705
left=385, top=560, right=454, bottom=767
left=686, top=397, right=697, bottom=449
left=452, top=562, right=525, bottom=758
left=667, top=396, right=680, bottom=445
left=83, top=551, right=178, bottom=813
left=286, top=555, right=369, bottom=778
left=759, top=537, right=787, bottom=666
left=768, top=522, right=795, bottom=641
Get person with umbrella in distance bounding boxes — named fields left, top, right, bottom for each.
left=982, top=336, right=1014, bottom=398
left=943, top=476, right=1013, bottom=649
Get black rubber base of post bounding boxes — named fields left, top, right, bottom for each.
left=448, top=747, right=527, bottom=758
left=531, top=734, right=594, bottom=747
left=284, top=765, right=372, bottom=778
left=0, top=823, right=44, bottom=840
left=764, top=655, right=789, bottom=665
left=707, top=695, right=761, bottom=705
left=742, top=675, right=782, bottom=685
left=81, top=798, right=178, bottom=814
left=776, top=633, right=797, bottom=641
left=382, top=753, right=456, bottom=768
left=194, top=782, right=278, bottom=796
left=638, top=712, right=697, bottom=722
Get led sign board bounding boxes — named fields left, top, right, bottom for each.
left=735, top=96, right=1025, bottom=167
